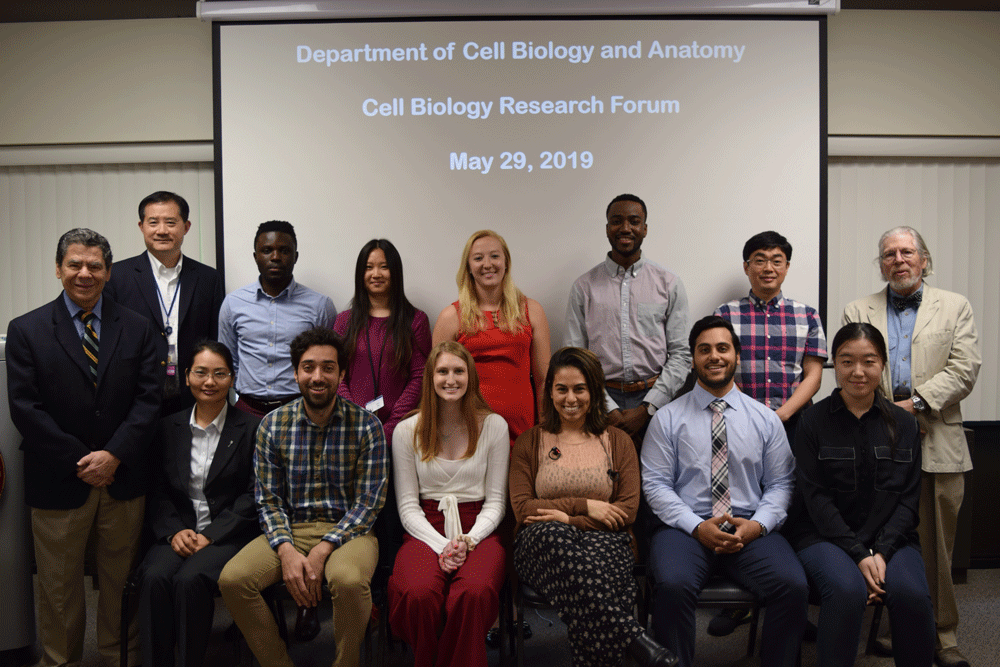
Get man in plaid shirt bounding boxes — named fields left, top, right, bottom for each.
left=220, top=327, right=387, bottom=667
left=715, top=231, right=827, bottom=443
left=710, top=230, right=827, bottom=637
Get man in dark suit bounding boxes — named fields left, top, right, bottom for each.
left=105, top=191, right=226, bottom=415
left=137, top=339, right=261, bottom=667
left=6, top=228, right=161, bottom=667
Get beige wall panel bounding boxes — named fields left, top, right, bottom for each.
left=828, top=10, right=1000, bottom=137
left=0, top=18, right=213, bottom=145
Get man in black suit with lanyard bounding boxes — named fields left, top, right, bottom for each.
left=6, top=228, right=160, bottom=667
left=105, top=191, right=225, bottom=415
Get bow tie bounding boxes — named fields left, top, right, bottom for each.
left=892, top=291, right=922, bottom=311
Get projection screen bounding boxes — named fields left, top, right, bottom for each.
left=215, top=12, right=826, bottom=343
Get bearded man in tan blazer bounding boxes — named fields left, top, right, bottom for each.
left=842, top=226, right=980, bottom=667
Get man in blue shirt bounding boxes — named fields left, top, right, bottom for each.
left=642, top=316, right=807, bottom=667
left=219, top=220, right=337, bottom=417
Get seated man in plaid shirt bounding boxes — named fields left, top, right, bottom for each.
left=220, top=327, right=387, bottom=667
left=710, top=230, right=828, bottom=636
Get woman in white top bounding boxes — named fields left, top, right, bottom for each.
left=387, top=341, right=509, bottom=667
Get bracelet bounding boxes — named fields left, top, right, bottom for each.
left=459, top=535, right=477, bottom=552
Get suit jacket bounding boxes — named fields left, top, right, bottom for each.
left=105, top=252, right=225, bottom=413
left=842, top=285, right=981, bottom=473
left=6, top=295, right=162, bottom=509
left=147, top=406, right=261, bottom=545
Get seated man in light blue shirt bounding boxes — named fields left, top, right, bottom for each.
left=641, top=315, right=807, bottom=667
left=219, top=220, right=337, bottom=417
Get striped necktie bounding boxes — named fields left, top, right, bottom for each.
left=710, top=399, right=731, bottom=520
left=80, top=311, right=99, bottom=387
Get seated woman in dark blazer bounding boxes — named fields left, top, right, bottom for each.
left=137, top=340, right=261, bottom=667
left=783, top=323, right=934, bottom=667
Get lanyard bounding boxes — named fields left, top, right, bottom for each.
left=365, top=321, right=389, bottom=400
left=155, top=275, right=181, bottom=335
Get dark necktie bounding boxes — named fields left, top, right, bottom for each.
left=892, top=291, right=922, bottom=311
left=81, top=311, right=99, bottom=386
left=710, top=399, right=731, bottom=520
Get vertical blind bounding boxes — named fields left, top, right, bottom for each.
left=0, top=161, right=215, bottom=333
left=828, top=157, right=999, bottom=421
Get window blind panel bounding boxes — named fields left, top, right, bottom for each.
left=828, top=157, right=999, bottom=421
left=0, top=162, right=214, bottom=335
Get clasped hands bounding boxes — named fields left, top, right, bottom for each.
left=694, top=514, right=764, bottom=554
left=76, top=450, right=119, bottom=487
left=858, top=552, right=887, bottom=604
left=278, top=540, right=334, bottom=608
left=170, top=529, right=212, bottom=557
left=438, top=538, right=469, bottom=573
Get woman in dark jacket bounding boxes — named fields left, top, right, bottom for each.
left=137, top=341, right=260, bottom=667
left=784, top=323, right=933, bottom=667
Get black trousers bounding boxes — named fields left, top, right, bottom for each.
left=137, top=541, right=244, bottom=667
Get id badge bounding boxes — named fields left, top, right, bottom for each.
left=365, top=395, right=385, bottom=412
left=166, top=363, right=177, bottom=377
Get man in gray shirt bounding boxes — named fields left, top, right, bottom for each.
left=565, top=193, right=690, bottom=448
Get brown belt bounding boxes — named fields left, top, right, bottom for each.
left=239, top=394, right=299, bottom=413
left=606, top=375, right=659, bottom=393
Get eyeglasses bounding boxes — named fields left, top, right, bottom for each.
left=880, top=248, right=918, bottom=263
left=189, top=369, right=232, bottom=380
left=748, top=257, right=787, bottom=269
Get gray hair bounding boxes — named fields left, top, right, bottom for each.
left=877, top=226, right=933, bottom=278
left=56, top=228, right=113, bottom=268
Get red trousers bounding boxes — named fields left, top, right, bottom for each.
left=388, top=499, right=505, bottom=667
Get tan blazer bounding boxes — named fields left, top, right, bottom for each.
left=842, top=285, right=980, bottom=473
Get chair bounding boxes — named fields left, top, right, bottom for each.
left=694, top=575, right=761, bottom=658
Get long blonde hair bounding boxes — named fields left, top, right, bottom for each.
left=414, top=341, right=493, bottom=462
left=455, top=229, right=528, bottom=334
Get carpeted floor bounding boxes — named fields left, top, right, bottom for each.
left=2, top=568, right=997, bottom=666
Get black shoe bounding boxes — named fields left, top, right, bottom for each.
left=486, top=621, right=532, bottom=649
left=627, top=631, right=678, bottom=667
left=294, top=605, right=320, bottom=642
left=803, top=619, right=818, bottom=643
left=706, top=608, right=752, bottom=637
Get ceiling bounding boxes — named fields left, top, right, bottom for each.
left=1, top=0, right=997, bottom=22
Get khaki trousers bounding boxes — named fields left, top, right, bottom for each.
left=917, top=471, right=965, bottom=651
left=31, top=488, right=144, bottom=667
left=219, top=523, right=377, bottom=667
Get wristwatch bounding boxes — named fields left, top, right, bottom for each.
left=754, top=520, right=767, bottom=537
left=643, top=402, right=656, bottom=417
left=911, top=394, right=928, bottom=412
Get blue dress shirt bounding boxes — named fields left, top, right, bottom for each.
left=218, top=278, right=336, bottom=398
left=641, top=383, right=795, bottom=536
left=886, top=284, right=923, bottom=396
left=63, top=292, right=103, bottom=339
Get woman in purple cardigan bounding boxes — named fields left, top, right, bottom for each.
left=334, top=238, right=432, bottom=558
left=334, top=238, right=431, bottom=444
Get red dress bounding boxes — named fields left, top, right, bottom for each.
left=454, top=302, right=534, bottom=444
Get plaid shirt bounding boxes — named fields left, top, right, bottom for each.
left=254, top=396, right=387, bottom=549
left=715, top=291, right=827, bottom=410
